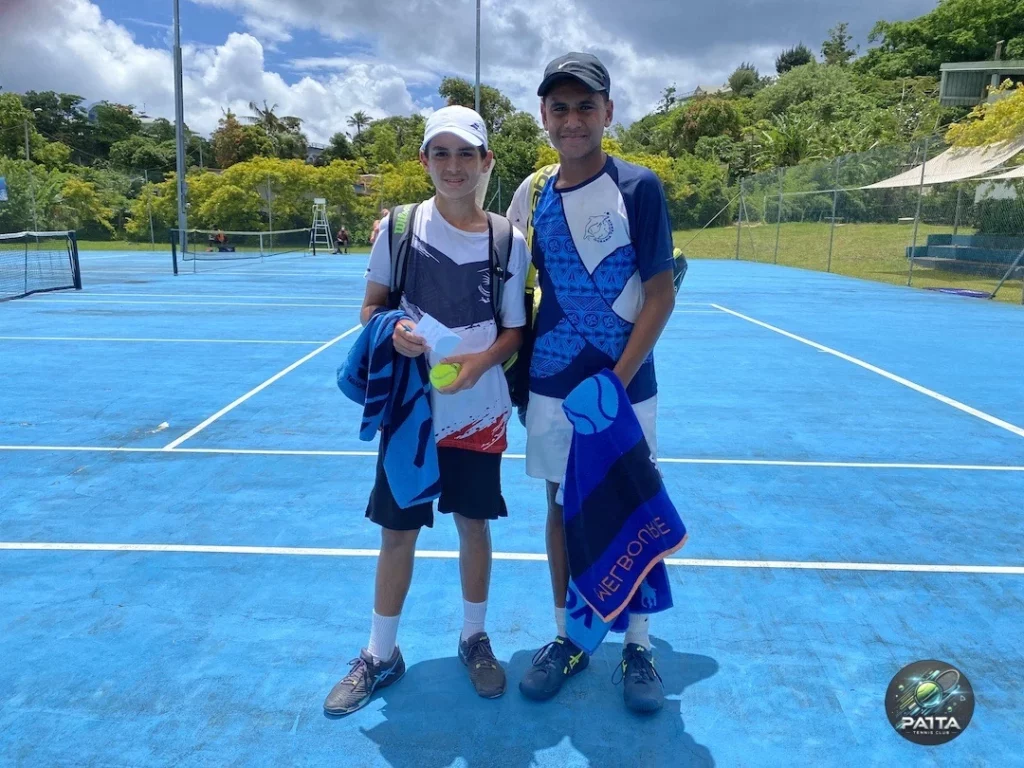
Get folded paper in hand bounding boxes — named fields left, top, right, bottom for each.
left=412, top=313, right=461, bottom=359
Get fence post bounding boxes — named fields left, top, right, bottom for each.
left=266, top=173, right=274, bottom=252
left=144, top=169, right=156, bottom=250
left=952, top=186, right=963, bottom=236
left=826, top=157, right=841, bottom=273
left=908, top=136, right=930, bottom=287
left=773, top=167, right=783, bottom=264
left=735, top=182, right=744, bottom=260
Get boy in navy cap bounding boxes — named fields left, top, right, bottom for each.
left=507, top=52, right=677, bottom=713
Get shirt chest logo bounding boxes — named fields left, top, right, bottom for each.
left=584, top=213, right=614, bottom=243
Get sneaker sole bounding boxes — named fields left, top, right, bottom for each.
left=323, top=665, right=406, bottom=717
left=625, top=697, right=664, bottom=715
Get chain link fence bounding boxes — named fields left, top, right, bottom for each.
left=682, top=136, right=1024, bottom=304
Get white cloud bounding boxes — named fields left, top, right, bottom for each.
left=0, top=0, right=421, bottom=145
left=0, top=0, right=938, bottom=147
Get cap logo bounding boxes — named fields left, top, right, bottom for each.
left=557, top=60, right=579, bottom=69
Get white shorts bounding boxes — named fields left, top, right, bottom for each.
left=525, top=392, right=659, bottom=491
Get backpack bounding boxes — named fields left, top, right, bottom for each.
left=500, top=164, right=559, bottom=419
left=386, top=201, right=514, bottom=322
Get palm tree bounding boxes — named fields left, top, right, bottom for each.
left=246, top=100, right=301, bottom=135
left=246, top=100, right=284, bottom=135
left=348, top=111, right=371, bottom=136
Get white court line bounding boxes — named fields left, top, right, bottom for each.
left=713, top=303, right=1024, bottom=440
left=0, top=336, right=326, bottom=345
left=29, top=298, right=362, bottom=309
left=1, top=444, right=1023, bottom=471
left=74, top=291, right=365, bottom=301
left=1, top=541, right=1021, bottom=575
left=163, top=323, right=362, bottom=450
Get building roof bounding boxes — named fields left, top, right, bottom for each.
left=939, top=60, right=1024, bottom=106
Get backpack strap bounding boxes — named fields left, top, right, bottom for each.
left=386, top=203, right=419, bottom=310
left=486, top=211, right=514, bottom=322
left=523, top=163, right=558, bottom=300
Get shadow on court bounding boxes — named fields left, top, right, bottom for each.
left=348, top=637, right=718, bottom=767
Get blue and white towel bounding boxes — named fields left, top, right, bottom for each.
left=337, top=310, right=441, bottom=508
left=560, top=369, right=688, bottom=653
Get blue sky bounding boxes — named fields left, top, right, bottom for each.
left=1, top=0, right=937, bottom=143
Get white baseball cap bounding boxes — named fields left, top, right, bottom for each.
left=420, top=105, right=488, bottom=152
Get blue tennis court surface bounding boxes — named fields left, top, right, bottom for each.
left=2, top=249, right=1023, bottom=767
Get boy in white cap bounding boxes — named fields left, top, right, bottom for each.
left=324, top=106, right=530, bottom=716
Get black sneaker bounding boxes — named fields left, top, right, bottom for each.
left=519, top=636, right=589, bottom=701
left=323, top=647, right=405, bottom=716
left=458, top=632, right=506, bottom=699
left=614, top=643, right=664, bottom=714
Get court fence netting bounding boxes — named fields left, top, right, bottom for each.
left=681, top=135, right=1024, bottom=304
left=0, top=230, right=82, bottom=302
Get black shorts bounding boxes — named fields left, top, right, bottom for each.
left=365, top=446, right=508, bottom=530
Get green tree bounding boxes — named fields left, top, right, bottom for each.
left=142, top=118, right=177, bottom=143
left=657, top=85, right=678, bottom=114
left=487, top=111, right=544, bottom=208
left=34, top=141, right=73, bottom=170
left=776, top=44, right=815, bottom=74
left=0, top=93, right=43, bottom=160
left=211, top=110, right=273, bottom=168
left=377, top=160, right=432, bottom=208
left=19, top=91, right=91, bottom=158
left=90, top=102, right=144, bottom=157
left=367, top=115, right=426, bottom=161
left=55, top=177, right=115, bottom=233
left=369, top=124, right=399, bottom=168
left=946, top=81, right=1024, bottom=145
left=110, top=135, right=174, bottom=171
left=348, top=111, right=371, bottom=136
left=244, top=100, right=307, bottom=159
left=729, top=63, right=762, bottom=97
left=321, top=132, right=355, bottom=162
left=858, top=0, right=1024, bottom=78
left=670, top=97, right=742, bottom=155
left=438, top=76, right=515, bottom=134
left=822, top=22, right=857, bottom=66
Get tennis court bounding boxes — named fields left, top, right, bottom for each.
left=2, top=244, right=1023, bottom=767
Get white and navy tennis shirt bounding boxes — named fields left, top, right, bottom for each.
left=508, top=155, right=675, bottom=405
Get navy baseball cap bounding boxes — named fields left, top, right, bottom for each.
left=537, top=52, right=611, bottom=97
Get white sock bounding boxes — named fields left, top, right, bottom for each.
left=624, top=613, right=651, bottom=649
left=461, top=599, right=487, bottom=641
left=555, top=606, right=566, bottom=638
left=367, top=610, right=400, bottom=661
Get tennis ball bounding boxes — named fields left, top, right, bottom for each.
left=430, top=362, right=461, bottom=389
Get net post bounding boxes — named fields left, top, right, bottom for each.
left=68, top=231, right=82, bottom=290
left=170, top=228, right=179, bottom=275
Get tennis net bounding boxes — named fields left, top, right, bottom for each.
left=0, top=231, right=82, bottom=302
left=171, top=228, right=313, bottom=273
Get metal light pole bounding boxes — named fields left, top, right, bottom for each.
left=173, top=0, right=188, bottom=252
left=24, top=109, right=40, bottom=232
left=474, top=0, right=481, bottom=114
